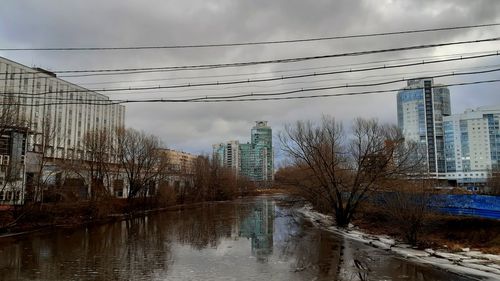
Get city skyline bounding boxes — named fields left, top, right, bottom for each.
left=1, top=1, right=499, bottom=155
left=214, top=121, right=274, bottom=182
left=396, top=77, right=500, bottom=187
left=1, top=2, right=500, bottom=280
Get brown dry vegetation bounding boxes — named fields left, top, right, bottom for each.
left=275, top=162, right=500, bottom=253
left=0, top=193, right=226, bottom=236
left=0, top=161, right=257, bottom=236
left=278, top=117, right=424, bottom=227
left=354, top=202, right=500, bottom=254
left=0, top=199, right=126, bottom=234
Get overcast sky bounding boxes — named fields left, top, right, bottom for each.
left=1, top=0, right=500, bottom=159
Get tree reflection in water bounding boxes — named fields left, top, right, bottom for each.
left=0, top=197, right=478, bottom=281
left=0, top=216, right=173, bottom=280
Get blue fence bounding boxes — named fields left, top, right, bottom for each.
left=431, top=194, right=500, bottom=220
left=370, top=193, right=500, bottom=220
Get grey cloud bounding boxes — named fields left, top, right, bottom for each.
left=1, top=0, right=500, bottom=154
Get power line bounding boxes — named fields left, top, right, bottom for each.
left=8, top=51, right=500, bottom=96
left=4, top=69, right=500, bottom=104
left=70, top=49, right=500, bottom=85
left=86, top=53, right=500, bottom=94
left=3, top=38, right=498, bottom=79
left=59, top=49, right=500, bottom=78
left=156, top=63, right=500, bottom=98
left=72, top=64, right=498, bottom=99
left=184, top=67, right=500, bottom=100
left=10, top=62, right=497, bottom=102
left=2, top=22, right=500, bottom=51
left=2, top=79, right=499, bottom=105
left=189, top=79, right=500, bottom=103
left=51, top=37, right=500, bottom=73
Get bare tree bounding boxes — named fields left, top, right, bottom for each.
left=0, top=95, right=29, bottom=205
left=382, top=181, right=433, bottom=245
left=116, top=128, right=169, bottom=199
left=191, top=155, right=211, bottom=202
left=190, top=155, right=243, bottom=202
left=0, top=95, right=32, bottom=229
left=279, top=116, right=422, bottom=227
left=29, top=114, right=60, bottom=204
left=486, top=168, right=500, bottom=195
left=81, top=128, right=115, bottom=200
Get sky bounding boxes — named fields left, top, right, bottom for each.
left=1, top=0, right=500, bottom=159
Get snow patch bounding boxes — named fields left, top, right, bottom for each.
left=391, top=247, right=430, bottom=258
left=370, top=240, right=392, bottom=250
left=378, top=237, right=396, bottom=246
left=433, top=251, right=467, bottom=262
left=296, top=205, right=500, bottom=281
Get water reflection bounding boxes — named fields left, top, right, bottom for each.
left=0, top=217, right=173, bottom=280
left=240, top=199, right=274, bottom=261
left=0, top=197, right=476, bottom=281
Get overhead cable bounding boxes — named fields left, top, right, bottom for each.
left=1, top=22, right=499, bottom=51
left=3, top=70, right=500, bottom=104
left=7, top=51, right=499, bottom=96
left=2, top=79, right=499, bottom=105
left=51, top=37, right=500, bottom=73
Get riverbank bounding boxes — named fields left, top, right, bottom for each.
left=0, top=190, right=291, bottom=239
left=297, top=204, right=500, bottom=281
left=355, top=203, right=500, bottom=254
left=0, top=198, right=225, bottom=238
left=2, top=195, right=472, bottom=281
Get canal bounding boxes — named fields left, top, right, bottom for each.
left=0, top=196, right=477, bottom=280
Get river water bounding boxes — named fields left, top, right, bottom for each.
left=0, top=196, right=477, bottom=281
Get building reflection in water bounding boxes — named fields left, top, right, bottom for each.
left=239, top=199, right=275, bottom=262
left=0, top=197, right=476, bottom=281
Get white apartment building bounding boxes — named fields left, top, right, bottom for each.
left=212, top=140, right=241, bottom=174
left=0, top=56, right=125, bottom=204
left=443, top=106, right=500, bottom=186
left=0, top=56, right=125, bottom=160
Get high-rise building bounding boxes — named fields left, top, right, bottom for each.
left=0, top=56, right=125, bottom=161
left=443, top=106, right=500, bottom=187
left=212, top=140, right=240, bottom=173
left=238, top=142, right=253, bottom=178
left=213, top=121, right=274, bottom=183
left=397, top=78, right=451, bottom=176
left=248, top=121, right=273, bottom=182
left=0, top=56, right=125, bottom=204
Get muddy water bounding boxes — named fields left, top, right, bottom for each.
left=0, top=196, right=476, bottom=280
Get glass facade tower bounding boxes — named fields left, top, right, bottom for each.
left=249, top=121, right=273, bottom=182
left=397, top=79, right=451, bottom=176
left=213, top=121, right=274, bottom=183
